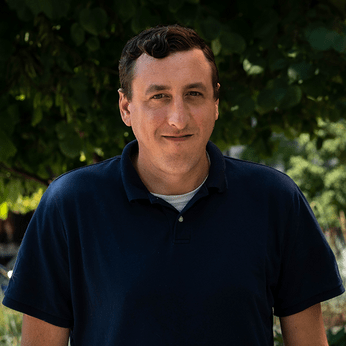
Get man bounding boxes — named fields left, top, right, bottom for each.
left=2, top=25, right=345, bottom=345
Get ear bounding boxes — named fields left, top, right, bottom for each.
left=215, top=83, right=220, bottom=120
left=215, top=98, right=219, bottom=120
left=118, top=89, right=131, bottom=127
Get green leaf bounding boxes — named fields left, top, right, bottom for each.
left=268, top=48, right=287, bottom=71
left=32, top=107, right=43, bottom=126
left=131, top=7, right=159, bottom=34
left=211, top=38, right=222, bottom=56
left=59, top=133, right=83, bottom=159
left=253, top=9, right=280, bottom=39
left=200, top=17, right=222, bottom=41
left=270, top=59, right=287, bottom=71
left=6, top=104, right=20, bottom=127
left=288, top=61, right=315, bottom=82
left=80, top=8, right=108, bottom=36
left=220, top=32, right=246, bottom=55
left=305, top=27, right=338, bottom=51
left=257, top=89, right=279, bottom=113
left=233, top=96, right=255, bottom=118
left=56, top=122, right=70, bottom=140
left=56, top=57, right=74, bottom=73
left=71, top=23, right=85, bottom=46
left=86, top=37, right=100, bottom=51
left=0, top=202, right=9, bottom=220
left=332, top=33, right=346, bottom=53
left=169, top=0, right=185, bottom=13
left=0, top=129, right=17, bottom=161
left=0, top=104, right=20, bottom=135
left=174, top=3, right=199, bottom=26
left=25, top=0, right=44, bottom=16
left=8, top=0, right=33, bottom=20
left=280, top=86, right=302, bottom=110
left=6, top=180, right=24, bottom=204
left=25, top=0, right=69, bottom=19
left=0, top=39, right=14, bottom=62
left=243, top=58, right=265, bottom=75
left=300, top=77, right=324, bottom=98
left=115, top=0, right=137, bottom=22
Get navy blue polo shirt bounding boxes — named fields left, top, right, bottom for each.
left=3, top=140, right=344, bottom=345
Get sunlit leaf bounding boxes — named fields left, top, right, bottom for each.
left=243, top=58, right=265, bottom=75
left=0, top=202, right=9, bottom=219
left=288, top=61, right=315, bottom=82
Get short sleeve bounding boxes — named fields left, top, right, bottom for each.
left=273, top=185, right=345, bottom=317
left=2, top=187, right=73, bottom=328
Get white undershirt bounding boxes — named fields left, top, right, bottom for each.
left=150, top=153, right=210, bottom=212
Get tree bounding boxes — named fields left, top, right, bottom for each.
left=241, top=119, right=346, bottom=229
left=1, top=0, right=346, bottom=217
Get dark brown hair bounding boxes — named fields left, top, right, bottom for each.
left=118, top=24, right=219, bottom=100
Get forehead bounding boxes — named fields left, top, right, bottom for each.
left=131, top=49, right=214, bottom=93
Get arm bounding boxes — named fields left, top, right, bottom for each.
left=280, top=303, right=329, bottom=346
left=21, top=314, right=70, bottom=346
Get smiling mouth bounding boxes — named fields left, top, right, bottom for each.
left=162, top=134, right=193, bottom=142
left=163, top=134, right=193, bottom=139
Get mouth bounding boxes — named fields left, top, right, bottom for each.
left=163, top=134, right=193, bottom=141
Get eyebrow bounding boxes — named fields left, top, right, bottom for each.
left=145, top=82, right=207, bottom=95
left=145, top=84, right=171, bottom=95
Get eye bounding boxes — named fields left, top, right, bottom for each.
left=187, top=91, right=202, bottom=97
left=152, top=94, right=166, bottom=99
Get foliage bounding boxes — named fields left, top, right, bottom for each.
left=241, top=119, right=346, bottom=229
left=328, top=326, right=346, bottom=346
left=0, top=297, right=22, bottom=345
left=1, top=0, right=346, bottom=208
left=287, top=120, right=346, bottom=229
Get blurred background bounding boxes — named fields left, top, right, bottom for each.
left=0, top=0, right=345, bottom=344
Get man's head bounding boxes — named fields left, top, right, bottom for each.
left=118, top=24, right=219, bottom=101
left=118, top=25, right=220, bottom=191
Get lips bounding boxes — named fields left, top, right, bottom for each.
left=163, top=134, right=192, bottom=138
left=162, top=134, right=193, bottom=142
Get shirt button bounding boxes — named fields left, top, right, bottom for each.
left=178, top=216, right=184, bottom=222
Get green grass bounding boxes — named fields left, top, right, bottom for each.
left=0, top=296, right=22, bottom=346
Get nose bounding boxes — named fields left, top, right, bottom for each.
left=167, top=97, right=189, bottom=130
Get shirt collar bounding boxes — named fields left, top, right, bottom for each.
left=121, top=140, right=227, bottom=203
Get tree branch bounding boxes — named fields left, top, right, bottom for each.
left=0, top=164, right=50, bottom=187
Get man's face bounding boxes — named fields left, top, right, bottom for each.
left=119, top=48, right=219, bottom=176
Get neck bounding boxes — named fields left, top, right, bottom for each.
left=132, top=151, right=210, bottom=195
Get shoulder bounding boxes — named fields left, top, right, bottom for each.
left=224, top=156, right=299, bottom=198
left=45, top=156, right=122, bottom=203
